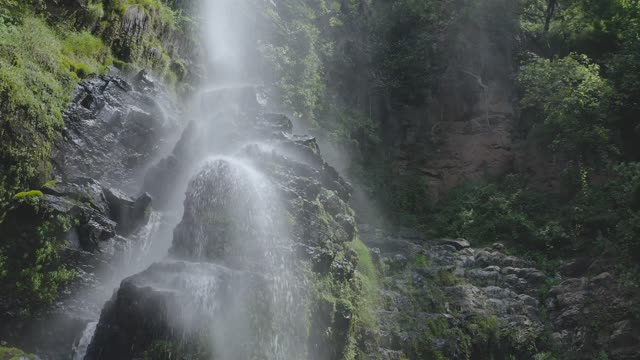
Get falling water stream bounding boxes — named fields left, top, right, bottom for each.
left=72, top=0, right=306, bottom=358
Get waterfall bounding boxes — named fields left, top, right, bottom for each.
left=75, top=1, right=307, bottom=358
left=168, top=156, right=305, bottom=358
left=72, top=322, right=97, bottom=360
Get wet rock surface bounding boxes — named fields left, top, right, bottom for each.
left=86, top=261, right=271, bottom=360
left=0, top=177, right=154, bottom=359
left=0, top=72, right=178, bottom=359
left=53, top=73, right=180, bottom=192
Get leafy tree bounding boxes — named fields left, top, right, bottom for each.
left=518, top=54, right=615, bottom=166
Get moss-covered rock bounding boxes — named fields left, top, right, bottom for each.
left=0, top=177, right=152, bottom=316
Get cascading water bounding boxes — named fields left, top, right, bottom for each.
left=74, top=0, right=309, bottom=358
left=164, top=157, right=305, bottom=359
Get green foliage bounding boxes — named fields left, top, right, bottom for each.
left=307, top=238, right=380, bottom=359
left=0, top=197, right=77, bottom=313
left=350, top=161, right=432, bottom=231
left=42, top=180, right=57, bottom=188
left=575, top=162, right=640, bottom=263
left=348, top=238, right=380, bottom=329
left=119, top=0, right=178, bottom=28
left=429, top=175, right=571, bottom=251
left=432, top=162, right=640, bottom=273
left=259, top=3, right=327, bottom=124
left=369, top=0, right=449, bottom=104
left=0, top=346, right=37, bottom=360
left=0, top=0, right=44, bottom=25
left=62, top=31, right=111, bottom=78
left=519, top=54, right=615, bottom=164
left=87, top=1, right=105, bottom=27
left=0, top=16, right=74, bottom=206
left=533, top=352, right=559, bottom=360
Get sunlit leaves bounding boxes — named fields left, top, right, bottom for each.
left=519, top=53, right=615, bottom=161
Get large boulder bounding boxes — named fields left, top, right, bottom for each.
left=85, top=261, right=288, bottom=360
left=170, top=158, right=286, bottom=271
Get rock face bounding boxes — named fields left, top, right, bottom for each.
left=360, top=226, right=640, bottom=360
left=53, top=73, right=180, bottom=191
left=86, top=86, right=363, bottom=360
left=369, top=0, right=519, bottom=202
left=546, top=268, right=640, bottom=359
left=360, top=227, right=546, bottom=359
left=0, top=72, right=178, bottom=359
left=0, top=178, right=153, bottom=359
left=86, top=261, right=273, bottom=360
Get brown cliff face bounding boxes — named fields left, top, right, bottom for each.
left=376, top=0, right=520, bottom=202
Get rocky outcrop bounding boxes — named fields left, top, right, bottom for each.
left=360, top=226, right=640, bottom=360
left=360, top=227, right=546, bottom=359
left=368, top=0, right=520, bottom=202
left=0, top=71, right=177, bottom=359
left=546, top=264, right=640, bottom=359
left=53, top=73, right=181, bottom=192
left=0, top=177, right=153, bottom=358
left=108, top=3, right=201, bottom=84
left=86, top=261, right=272, bottom=360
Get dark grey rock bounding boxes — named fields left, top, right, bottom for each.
left=54, top=74, right=180, bottom=190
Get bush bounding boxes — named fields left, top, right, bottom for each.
left=518, top=54, right=616, bottom=165
left=0, top=16, right=73, bottom=206
left=429, top=175, right=573, bottom=253
left=0, top=11, right=115, bottom=206
left=0, top=196, right=76, bottom=314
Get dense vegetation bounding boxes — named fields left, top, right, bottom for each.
left=259, top=0, right=640, bottom=276
left=428, top=0, right=640, bottom=274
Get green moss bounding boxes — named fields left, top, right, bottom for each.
left=13, top=190, right=43, bottom=200
left=414, top=253, right=430, bottom=267
left=348, top=237, right=380, bottom=329
left=87, top=1, right=105, bottom=25
left=0, top=16, right=71, bottom=206
left=42, top=180, right=57, bottom=187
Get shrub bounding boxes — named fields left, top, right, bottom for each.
left=518, top=54, right=616, bottom=166
left=0, top=11, right=115, bottom=206
left=0, top=16, right=72, bottom=206
left=0, top=196, right=77, bottom=313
